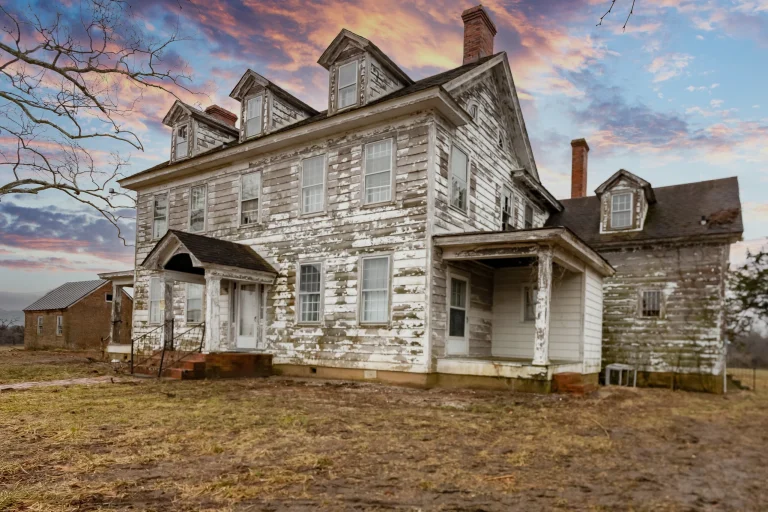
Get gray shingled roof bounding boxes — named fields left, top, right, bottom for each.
left=545, top=177, right=743, bottom=247
left=24, top=280, right=107, bottom=312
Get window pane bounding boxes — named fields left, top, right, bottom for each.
left=642, top=290, right=661, bottom=317
left=449, top=308, right=465, bottom=337
left=612, top=211, right=631, bottom=228
left=303, top=156, right=324, bottom=186
left=300, top=264, right=321, bottom=293
left=300, top=294, right=320, bottom=322
left=365, top=173, right=391, bottom=203
left=186, top=284, right=202, bottom=324
left=246, top=96, right=262, bottom=136
left=339, top=85, right=356, bottom=108
left=241, top=172, right=261, bottom=224
left=302, top=157, right=325, bottom=213
left=363, top=257, right=389, bottom=290
left=190, top=186, right=205, bottom=231
left=241, top=199, right=259, bottom=225
left=524, top=287, right=538, bottom=321
left=339, top=61, right=357, bottom=88
left=366, top=140, right=392, bottom=174
left=525, top=205, right=534, bottom=229
left=362, top=257, right=389, bottom=323
left=363, top=291, right=388, bottom=322
left=153, top=195, right=168, bottom=238
left=450, top=278, right=467, bottom=308
left=451, top=175, right=467, bottom=210
left=450, top=147, right=468, bottom=182
left=450, top=147, right=468, bottom=210
left=303, top=185, right=324, bottom=214
left=242, top=173, right=260, bottom=201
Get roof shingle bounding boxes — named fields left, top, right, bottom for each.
left=24, top=280, right=107, bottom=312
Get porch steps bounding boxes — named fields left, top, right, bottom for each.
left=552, top=373, right=598, bottom=396
left=132, top=351, right=273, bottom=380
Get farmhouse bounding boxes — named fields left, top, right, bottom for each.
left=113, top=5, right=741, bottom=392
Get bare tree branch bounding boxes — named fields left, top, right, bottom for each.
left=597, top=0, right=637, bottom=31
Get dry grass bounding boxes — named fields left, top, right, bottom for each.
left=1, top=353, right=767, bottom=511
left=0, top=347, right=113, bottom=385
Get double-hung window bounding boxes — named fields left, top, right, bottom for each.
left=56, top=316, right=63, bottom=336
left=186, top=284, right=203, bottom=323
left=524, top=204, right=534, bottom=229
left=364, top=139, right=392, bottom=204
left=149, top=277, right=163, bottom=325
left=360, top=256, right=390, bottom=323
left=37, top=316, right=43, bottom=335
left=301, top=156, right=325, bottom=214
left=611, top=193, right=632, bottom=229
left=448, top=277, right=468, bottom=338
left=175, top=125, right=189, bottom=160
left=245, top=95, right=263, bottom=138
left=524, top=286, right=537, bottom=322
left=240, top=172, right=261, bottom=225
left=502, top=186, right=513, bottom=231
left=298, top=262, right=322, bottom=323
left=450, top=146, right=468, bottom=211
left=338, top=61, right=358, bottom=109
left=641, top=290, right=662, bottom=318
left=189, top=185, right=206, bottom=232
left=152, top=193, right=168, bottom=239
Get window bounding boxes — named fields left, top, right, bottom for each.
left=105, top=293, right=113, bottom=303
left=149, top=277, right=163, bottom=324
left=524, top=286, right=537, bottom=322
left=502, top=186, right=513, bottom=231
left=298, top=262, right=322, bottom=323
left=338, top=60, right=358, bottom=109
left=364, top=139, right=392, bottom=204
left=301, top=156, right=325, bottom=214
left=449, top=277, right=468, bottom=338
left=361, top=256, right=390, bottom=323
left=175, top=125, right=188, bottom=160
left=245, top=95, right=263, bottom=138
left=498, top=131, right=504, bottom=150
left=152, top=193, right=168, bottom=239
left=524, top=203, right=534, bottom=229
left=240, top=172, right=261, bottom=225
left=450, top=146, right=468, bottom=211
left=186, top=283, right=203, bottom=323
left=189, top=185, right=206, bottom=232
left=641, top=290, right=662, bottom=318
left=611, top=192, right=632, bottom=229
left=37, top=316, right=43, bottom=335
left=468, top=103, right=479, bottom=120
left=56, top=316, right=63, bottom=336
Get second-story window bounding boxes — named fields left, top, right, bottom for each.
left=364, top=139, right=392, bottom=204
left=611, top=192, right=632, bottom=229
left=175, top=125, right=189, bottom=160
left=189, top=185, right=206, bottom=232
left=524, top=203, right=534, bottom=229
left=301, top=155, right=325, bottom=214
left=502, top=186, right=513, bottom=231
left=152, top=193, right=168, bottom=239
left=338, top=61, right=358, bottom=109
left=245, top=95, right=263, bottom=138
left=240, top=172, right=261, bottom=225
left=450, top=146, right=468, bottom=211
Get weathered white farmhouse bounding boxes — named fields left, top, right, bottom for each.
left=114, top=5, right=741, bottom=392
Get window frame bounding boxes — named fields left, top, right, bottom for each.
left=358, top=253, right=392, bottom=326
left=522, top=286, right=538, bottom=322
left=362, top=137, right=395, bottom=206
left=610, top=192, right=634, bottom=230
left=173, top=123, right=190, bottom=161
left=151, top=192, right=169, bottom=240
left=524, top=203, right=534, bottom=229
left=447, top=274, right=470, bottom=341
left=185, top=282, right=204, bottom=325
left=501, top=185, right=513, bottom=231
left=149, top=277, right=163, bottom=325
left=296, top=261, right=324, bottom=325
left=188, top=183, right=207, bottom=233
left=449, top=143, right=470, bottom=213
left=300, top=154, right=327, bottom=216
left=336, top=59, right=359, bottom=111
left=37, top=316, right=43, bottom=335
left=244, top=93, right=264, bottom=139
left=239, top=171, right=262, bottom=227
left=640, top=289, right=663, bottom=318
left=105, top=293, right=113, bottom=303
left=56, top=315, right=63, bottom=336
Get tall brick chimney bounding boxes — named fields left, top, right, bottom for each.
left=461, top=5, right=497, bottom=65
left=205, top=105, right=238, bottom=127
left=570, top=138, right=590, bottom=199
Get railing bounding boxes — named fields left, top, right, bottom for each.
left=130, top=324, right=164, bottom=374
left=156, top=322, right=206, bottom=377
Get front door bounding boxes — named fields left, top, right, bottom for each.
left=236, top=283, right=261, bottom=350
left=446, top=275, right=469, bottom=356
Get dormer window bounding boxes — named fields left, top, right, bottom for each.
left=338, top=61, right=358, bottom=109
left=611, top=192, right=633, bottom=229
left=245, top=95, right=263, bottom=138
left=175, top=125, right=188, bottom=160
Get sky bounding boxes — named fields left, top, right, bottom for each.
left=0, top=0, right=767, bottom=305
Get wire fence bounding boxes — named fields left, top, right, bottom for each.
left=727, top=349, right=768, bottom=392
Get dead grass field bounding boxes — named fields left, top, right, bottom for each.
left=0, top=347, right=114, bottom=385
left=1, top=351, right=767, bottom=511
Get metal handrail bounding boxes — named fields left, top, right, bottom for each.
left=157, top=322, right=206, bottom=377
left=130, top=324, right=164, bottom=374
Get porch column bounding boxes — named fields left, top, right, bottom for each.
left=162, top=279, right=174, bottom=349
left=532, top=246, right=553, bottom=366
left=111, top=282, right=122, bottom=345
left=204, top=276, right=221, bottom=352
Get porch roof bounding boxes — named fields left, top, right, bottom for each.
left=433, top=227, right=615, bottom=277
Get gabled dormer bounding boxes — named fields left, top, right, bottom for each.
left=162, top=101, right=239, bottom=163
left=595, top=169, right=657, bottom=234
left=317, top=29, right=414, bottom=116
left=229, top=70, right=319, bottom=143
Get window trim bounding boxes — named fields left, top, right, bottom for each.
left=467, top=101, right=480, bottom=122
left=299, top=154, right=327, bottom=216
left=239, top=170, right=262, bottom=227
left=362, top=137, right=396, bottom=206
left=149, top=277, right=163, bottom=325
left=105, top=293, right=113, bottom=303
left=37, top=316, right=43, bottom=335
left=151, top=192, right=169, bottom=240
left=610, top=191, right=634, bottom=230
left=56, top=315, right=63, bottom=336
left=296, top=260, right=324, bottom=325
left=173, top=122, right=190, bottom=162
left=522, top=285, right=538, bottom=323
left=448, top=143, right=470, bottom=213
left=243, top=92, right=265, bottom=140
left=446, top=274, right=470, bottom=341
left=639, top=289, right=663, bottom=318
left=184, top=282, right=204, bottom=325
left=358, top=253, right=393, bottom=326
left=336, top=59, right=359, bottom=112
left=188, top=183, right=207, bottom=233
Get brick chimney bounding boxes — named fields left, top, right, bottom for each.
left=205, top=105, right=238, bottom=127
left=570, top=138, right=590, bottom=199
left=461, top=5, right=497, bottom=65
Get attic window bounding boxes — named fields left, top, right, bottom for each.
left=245, top=95, right=263, bottom=138
left=175, top=125, right=188, bottom=159
left=338, top=61, right=358, bottom=109
left=468, top=103, right=479, bottom=121
left=611, top=192, right=633, bottom=229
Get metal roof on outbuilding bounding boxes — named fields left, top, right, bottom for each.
left=23, top=280, right=107, bottom=312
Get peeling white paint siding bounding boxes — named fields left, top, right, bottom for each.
left=195, top=120, right=236, bottom=155
left=367, top=56, right=403, bottom=102
left=271, top=96, right=310, bottom=131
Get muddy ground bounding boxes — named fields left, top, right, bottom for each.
left=0, top=351, right=767, bottom=511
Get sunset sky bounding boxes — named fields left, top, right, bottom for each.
left=1, top=0, right=767, bottom=303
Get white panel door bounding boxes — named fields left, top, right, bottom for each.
left=236, top=284, right=259, bottom=350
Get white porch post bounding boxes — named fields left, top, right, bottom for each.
left=533, top=246, right=553, bottom=366
left=204, top=276, right=221, bottom=352
left=162, top=279, right=174, bottom=349
left=111, top=282, right=122, bottom=345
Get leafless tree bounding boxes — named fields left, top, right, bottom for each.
left=0, top=0, right=195, bottom=243
left=597, top=0, right=637, bottom=31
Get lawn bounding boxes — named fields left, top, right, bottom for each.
left=0, top=347, right=113, bottom=384
left=1, top=352, right=767, bottom=511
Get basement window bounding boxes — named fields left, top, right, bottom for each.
left=641, top=290, right=662, bottom=318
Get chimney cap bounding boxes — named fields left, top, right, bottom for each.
left=571, top=138, right=590, bottom=150
left=461, top=5, right=497, bottom=36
